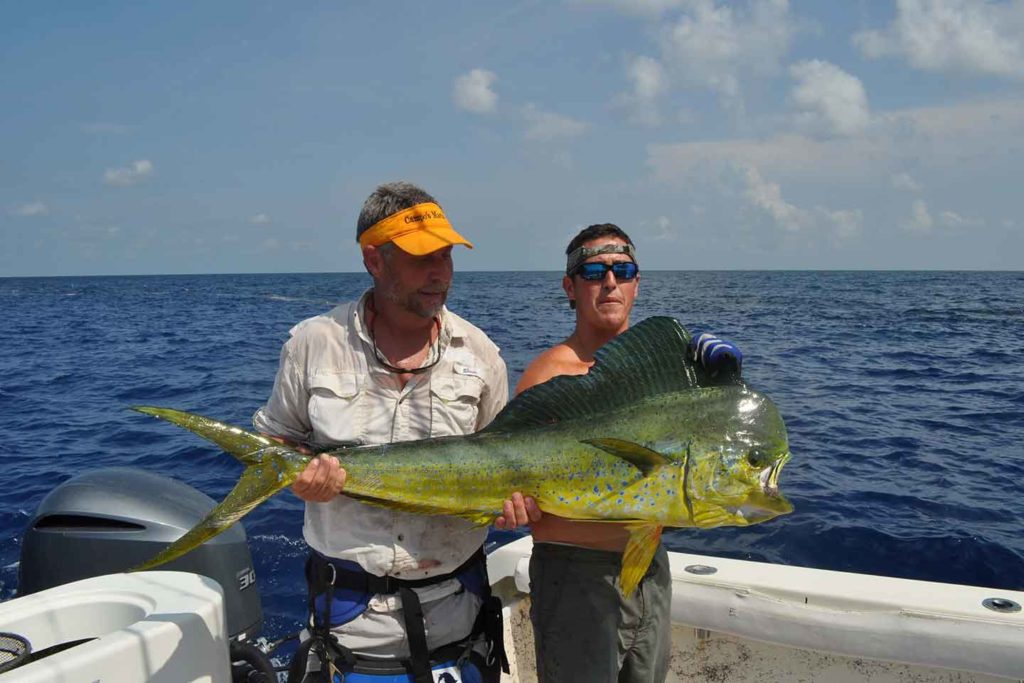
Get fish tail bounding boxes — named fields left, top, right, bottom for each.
left=133, top=406, right=275, bottom=465
left=130, top=406, right=304, bottom=570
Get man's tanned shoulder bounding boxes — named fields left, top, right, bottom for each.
left=515, top=343, right=591, bottom=395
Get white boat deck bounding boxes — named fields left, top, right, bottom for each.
left=488, top=537, right=1024, bottom=682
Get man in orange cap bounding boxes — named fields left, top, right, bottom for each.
left=254, top=181, right=538, bottom=682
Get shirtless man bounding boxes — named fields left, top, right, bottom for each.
left=516, top=223, right=741, bottom=683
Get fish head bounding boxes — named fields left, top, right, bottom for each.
left=679, top=388, right=793, bottom=527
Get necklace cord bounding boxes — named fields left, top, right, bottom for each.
left=365, top=294, right=443, bottom=375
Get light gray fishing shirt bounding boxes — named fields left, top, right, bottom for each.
left=253, top=290, right=508, bottom=580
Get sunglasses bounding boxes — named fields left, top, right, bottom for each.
left=573, top=261, right=639, bottom=281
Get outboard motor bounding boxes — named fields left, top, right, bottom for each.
left=18, top=467, right=275, bottom=681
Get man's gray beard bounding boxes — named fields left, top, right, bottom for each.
left=381, top=282, right=447, bottom=319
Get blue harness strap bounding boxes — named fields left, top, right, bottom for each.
left=309, top=555, right=373, bottom=628
left=308, top=550, right=489, bottom=629
left=339, top=658, right=483, bottom=683
left=304, top=547, right=505, bottom=683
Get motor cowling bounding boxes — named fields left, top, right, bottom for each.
left=18, top=467, right=263, bottom=641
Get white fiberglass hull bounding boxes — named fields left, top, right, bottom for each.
left=487, top=537, right=1024, bottom=682
left=0, top=571, right=230, bottom=682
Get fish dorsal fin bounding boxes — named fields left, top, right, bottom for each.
left=485, top=316, right=742, bottom=433
left=582, top=438, right=670, bottom=476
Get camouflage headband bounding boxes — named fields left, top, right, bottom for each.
left=566, top=244, right=637, bottom=274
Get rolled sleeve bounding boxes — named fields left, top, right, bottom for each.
left=476, top=353, right=509, bottom=430
left=252, top=344, right=312, bottom=443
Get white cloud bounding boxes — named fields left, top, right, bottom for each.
left=892, top=172, right=923, bottom=192
left=616, top=55, right=668, bottom=126
left=11, top=201, right=49, bottom=217
left=904, top=198, right=934, bottom=233
left=642, top=215, right=676, bottom=240
left=940, top=210, right=966, bottom=227
left=647, top=97, right=1024, bottom=182
left=251, top=213, right=271, bottom=225
left=103, top=159, right=154, bottom=186
left=658, top=0, right=797, bottom=108
left=822, top=208, right=864, bottom=242
left=453, top=69, right=498, bottom=114
left=853, top=0, right=1024, bottom=78
left=742, top=164, right=862, bottom=240
left=628, top=55, right=668, bottom=100
left=743, top=164, right=807, bottom=231
left=648, top=132, right=885, bottom=182
left=939, top=209, right=983, bottom=228
left=523, top=104, right=588, bottom=141
left=789, top=60, right=870, bottom=137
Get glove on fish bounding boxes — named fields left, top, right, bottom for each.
left=689, top=333, right=743, bottom=376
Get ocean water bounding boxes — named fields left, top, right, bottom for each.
left=1, top=271, right=1022, bottom=639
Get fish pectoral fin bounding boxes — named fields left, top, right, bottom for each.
left=582, top=438, right=670, bottom=475
left=691, top=506, right=732, bottom=528
left=344, top=493, right=495, bottom=527
left=618, top=523, right=663, bottom=597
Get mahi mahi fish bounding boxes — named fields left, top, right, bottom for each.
left=132, top=316, right=793, bottom=594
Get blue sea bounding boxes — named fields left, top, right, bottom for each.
left=1, top=271, right=1022, bottom=639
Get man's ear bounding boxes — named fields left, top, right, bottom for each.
left=363, top=245, right=384, bottom=279
left=562, top=274, right=575, bottom=310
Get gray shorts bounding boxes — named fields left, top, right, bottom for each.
left=529, top=542, right=671, bottom=683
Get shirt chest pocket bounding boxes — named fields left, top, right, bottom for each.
left=307, top=372, right=364, bottom=445
left=429, top=371, right=484, bottom=437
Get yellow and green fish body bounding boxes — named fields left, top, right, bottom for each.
left=133, top=317, right=793, bottom=595
left=339, top=386, right=789, bottom=529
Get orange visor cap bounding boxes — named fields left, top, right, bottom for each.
left=358, top=202, right=474, bottom=256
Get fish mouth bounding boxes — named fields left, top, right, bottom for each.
left=759, top=452, right=789, bottom=497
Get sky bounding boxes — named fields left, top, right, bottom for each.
left=2, top=0, right=1023, bottom=276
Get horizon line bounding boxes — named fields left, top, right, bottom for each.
left=2, top=267, right=1023, bottom=280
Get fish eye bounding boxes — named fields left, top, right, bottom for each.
left=746, top=448, right=771, bottom=467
